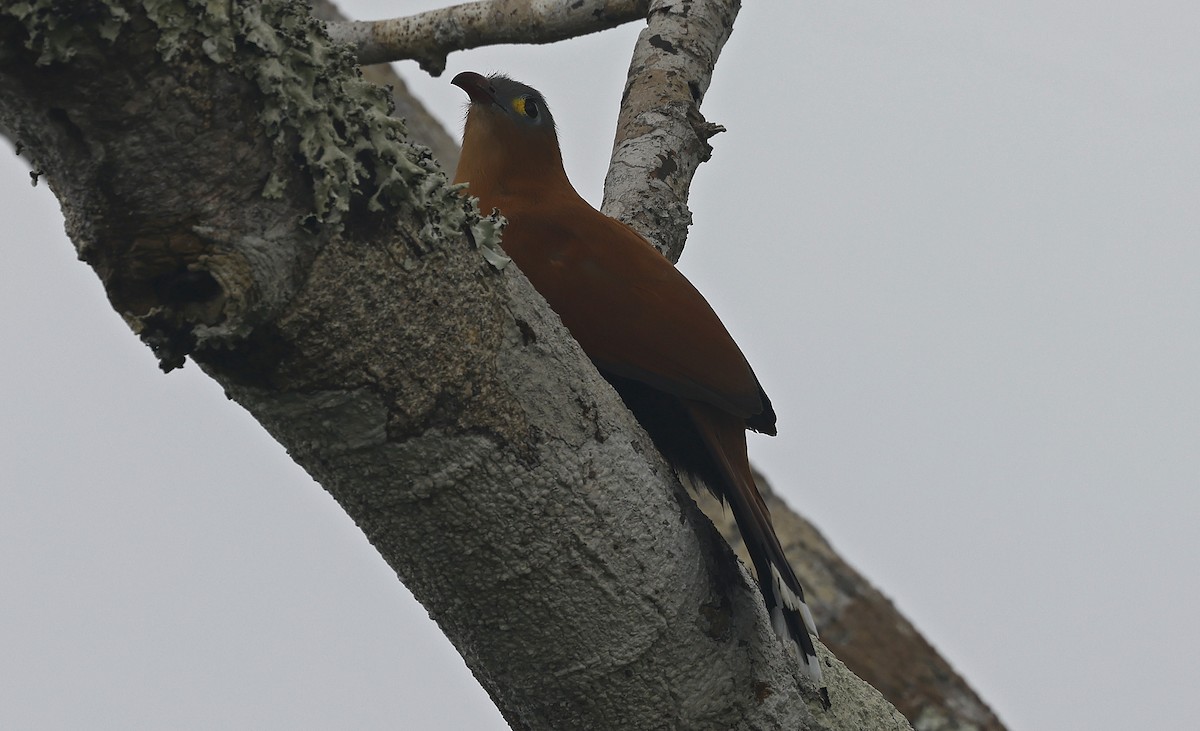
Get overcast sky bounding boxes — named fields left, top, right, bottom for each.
left=3, top=2, right=1197, bottom=729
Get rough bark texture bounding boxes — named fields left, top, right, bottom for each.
left=0, top=2, right=912, bottom=729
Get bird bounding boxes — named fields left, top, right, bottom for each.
left=451, top=71, right=828, bottom=708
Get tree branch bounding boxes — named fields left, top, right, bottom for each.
left=602, top=0, right=737, bottom=262
left=0, top=1, right=911, bottom=728
left=324, top=0, right=649, bottom=75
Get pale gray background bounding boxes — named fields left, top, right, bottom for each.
left=3, top=2, right=1197, bottom=729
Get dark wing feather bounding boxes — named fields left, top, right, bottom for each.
left=501, top=196, right=775, bottom=429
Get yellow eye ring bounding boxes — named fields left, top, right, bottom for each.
left=511, top=96, right=540, bottom=119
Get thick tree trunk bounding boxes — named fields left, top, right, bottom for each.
left=0, top=2, right=911, bottom=729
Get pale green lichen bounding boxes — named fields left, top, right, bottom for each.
left=142, top=0, right=234, bottom=62
left=2, top=1, right=130, bottom=65
left=215, top=0, right=471, bottom=241
left=468, top=205, right=510, bottom=270
left=160, top=0, right=408, bottom=224
left=4, top=0, right=483, bottom=253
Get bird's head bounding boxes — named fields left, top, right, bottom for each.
left=452, top=71, right=558, bottom=136
left=451, top=71, right=570, bottom=197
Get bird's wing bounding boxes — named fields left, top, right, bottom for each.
left=501, top=202, right=772, bottom=425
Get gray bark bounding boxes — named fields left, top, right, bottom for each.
left=602, top=0, right=737, bottom=262
left=0, top=2, right=911, bottom=729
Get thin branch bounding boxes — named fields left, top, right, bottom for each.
left=601, top=0, right=739, bottom=262
left=325, top=0, right=649, bottom=75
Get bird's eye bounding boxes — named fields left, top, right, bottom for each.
left=523, top=97, right=539, bottom=119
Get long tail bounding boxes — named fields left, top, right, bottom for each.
left=684, top=400, right=830, bottom=709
